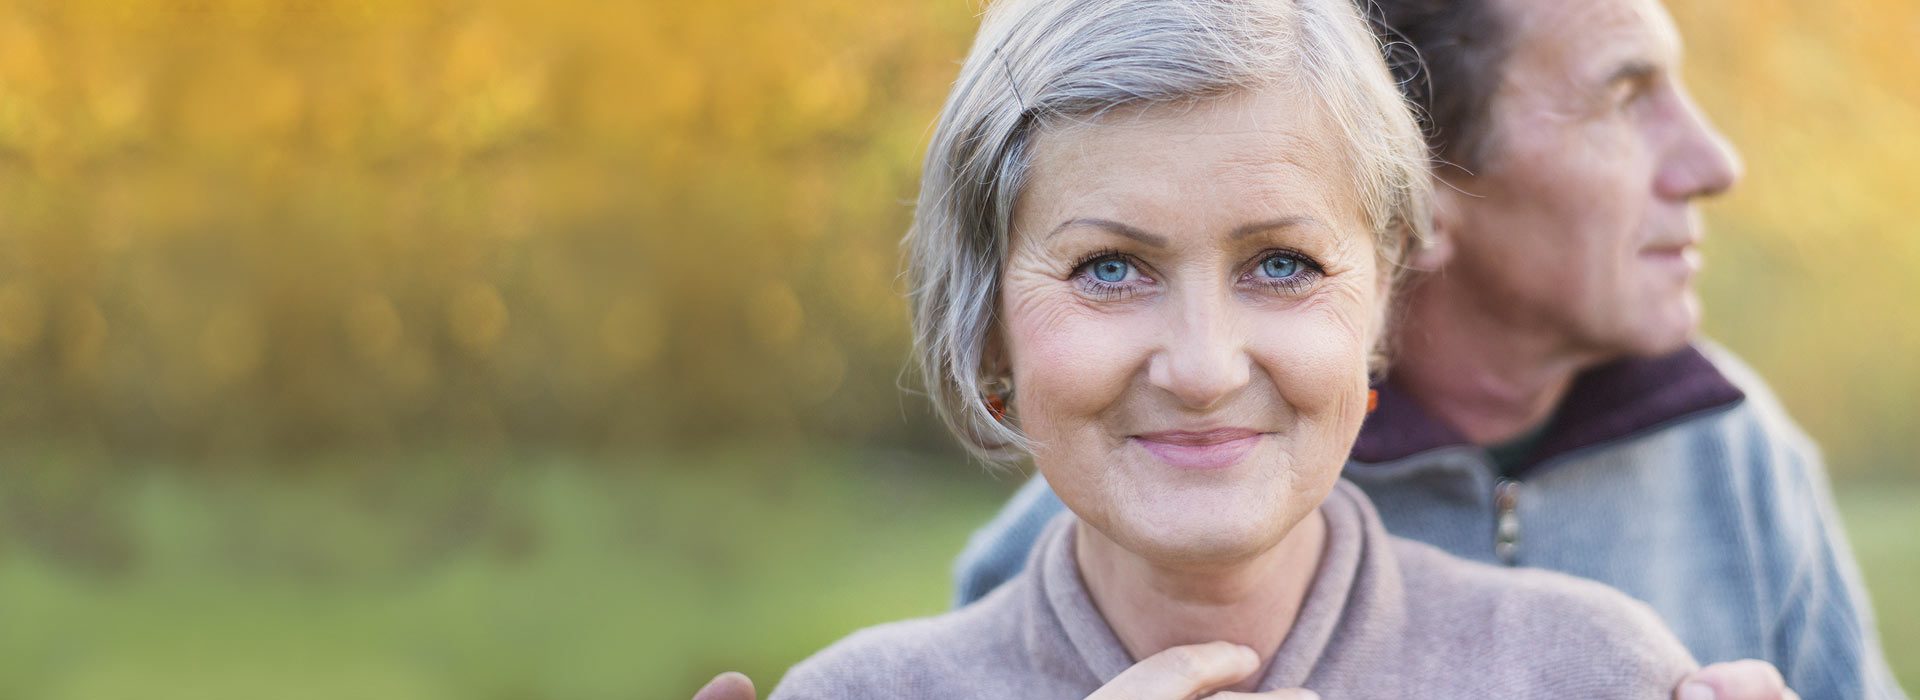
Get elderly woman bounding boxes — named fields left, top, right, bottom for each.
left=771, top=0, right=1696, bottom=697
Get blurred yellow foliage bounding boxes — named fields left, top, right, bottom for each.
left=0, top=0, right=1911, bottom=473
left=1673, top=0, right=1920, bottom=473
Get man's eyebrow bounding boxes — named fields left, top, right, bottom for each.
left=1605, top=59, right=1657, bottom=86
left=1046, top=218, right=1168, bottom=247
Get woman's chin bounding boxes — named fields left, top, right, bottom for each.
left=1051, top=444, right=1339, bottom=566
left=1107, top=500, right=1304, bottom=566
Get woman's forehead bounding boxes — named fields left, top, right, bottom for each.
left=1018, top=87, right=1365, bottom=238
left=1039, top=85, right=1329, bottom=153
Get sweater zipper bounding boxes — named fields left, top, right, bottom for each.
left=1493, top=478, right=1521, bottom=565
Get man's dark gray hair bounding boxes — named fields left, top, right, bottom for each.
left=1366, top=0, right=1513, bottom=171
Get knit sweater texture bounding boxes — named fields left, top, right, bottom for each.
left=774, top=481, right=1696, bottom=699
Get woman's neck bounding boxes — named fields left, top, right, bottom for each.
left=1074, top=508, right=1328, bottom=694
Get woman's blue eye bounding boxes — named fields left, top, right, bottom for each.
left=1091, top=259, right=1131, bottom=283
left=1260, top=255, right=1302, bottom=279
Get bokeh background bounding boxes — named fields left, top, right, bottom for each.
left=0, top=0, right=1912, bottom=698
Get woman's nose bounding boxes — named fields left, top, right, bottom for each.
left=1146, top=292, right=1253, bottom=410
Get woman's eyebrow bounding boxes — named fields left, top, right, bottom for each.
left=1229, top=215, right=1321, bottom=240
left=1046, top=218, right=1168, bottom=247
left=1047, top=216, right=1322, bottom=246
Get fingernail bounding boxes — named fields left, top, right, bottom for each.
left=1679, top=682, right=1716, bottom=700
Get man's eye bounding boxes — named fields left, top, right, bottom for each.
left=1616, top=85, right=1642, bottom=110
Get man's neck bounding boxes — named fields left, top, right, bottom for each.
left=1074, top=509, right=1326, bottom=694
left=1392, top=278, right=1610, bottom=445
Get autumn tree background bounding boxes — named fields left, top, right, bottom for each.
left=0, top=0, right=1913, bottom=698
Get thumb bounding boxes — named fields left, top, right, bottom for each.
left=1088, top=641, right=1262, bottom=700
left=692, top=671, right=756, bottom=700
left=1678, top=659, right=1786, bottom=700
left=1205, top=690, right=1321, bottom=700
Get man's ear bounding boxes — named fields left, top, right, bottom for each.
left=1411, top=175, right=1461, bottom=271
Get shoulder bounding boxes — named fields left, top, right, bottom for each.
left=1693, top=340, right=1785, bottom=417
left=769, top=582, right=1034, bottom=700
left=1690, top=342, right=1836, bottom=546
left=1393, top=538, right=1683, bottom=642
left=768, top=618, right=948, bottom=699
left=1693, top=340, right=1818, bottom=457
left=952, top=474, right=1066, bottom=607
left=1659, top=342, right=1828, bottom=524
left=1391, top=539, right=1698, bottom=695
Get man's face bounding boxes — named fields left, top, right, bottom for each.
left=1438, top=0, right=1741, bottom=359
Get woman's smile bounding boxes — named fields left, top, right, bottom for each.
left=1130, top=427, right=1267, bottom=470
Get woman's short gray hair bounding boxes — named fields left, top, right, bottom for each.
left=907, top=0, right=1432, bottom=464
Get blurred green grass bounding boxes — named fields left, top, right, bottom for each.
left=1837, top=481, right=1920, bottom=693
left=0, top=451, right=1911, bottom=699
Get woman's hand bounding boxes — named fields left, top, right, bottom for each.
left=683, top=644, right=1324, bottom=700
left=1676, top=660, right=1800, bottom=700
left=692, top=672, right=756, bottom=700
left=1088, top=641, right=1319, bottom=700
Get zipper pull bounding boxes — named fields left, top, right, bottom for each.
left=1493, top=478, right=1521, bottom=565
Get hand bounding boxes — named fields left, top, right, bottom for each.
left=693, top=672, right=756, bottom=700
left=1675, top=660, right=1800, bottom=700
left=1086, top=641, right=1319, bottom=700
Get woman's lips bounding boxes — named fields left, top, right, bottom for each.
left=1130, top=428, right=1264, bottom=470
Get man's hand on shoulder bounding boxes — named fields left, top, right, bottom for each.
left=693, top=672, right=756, bottom=700
left=1677, top=660, right=1799, bottom=700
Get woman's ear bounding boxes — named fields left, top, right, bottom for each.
left=980, top=323, right=1010, bottom=379
left=1411, top=175, right=1460, bottom=271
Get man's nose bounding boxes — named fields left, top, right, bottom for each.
left=1147, top=290, right=1252, bottom=410
left=1656, top=86, right=1743, bottom=201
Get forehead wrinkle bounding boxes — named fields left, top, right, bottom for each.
left=1214, top=126, right=1319, bottom=172
left=1504, top=0, right=1678, bottom=91
left=1018, top=86, right=1370, bottom=251
left=1222, top=131, right=1372, bottom=245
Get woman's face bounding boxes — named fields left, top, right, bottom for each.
left=1001, top=85, right=1384, bottom=565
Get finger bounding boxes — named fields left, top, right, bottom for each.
left=1678, top=659, right=1787, bottom=700
left=1203, top=690, right=1321, bottom=700
left=692, top=672, right=756, bottom=700
left=1090, top=641, right=1261, bottom=700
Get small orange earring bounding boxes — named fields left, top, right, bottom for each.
left=1367, top=389, right=1379, bottom=414
left=981, top=375, right=1013, bottom=422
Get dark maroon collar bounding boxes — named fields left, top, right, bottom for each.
left=1350, top=344, right=1746, bottom=475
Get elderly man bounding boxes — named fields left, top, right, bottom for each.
left=937, top=0, right=1908, bottom=698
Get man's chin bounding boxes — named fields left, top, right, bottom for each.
left=1620, top=295, right=1701, bottom=358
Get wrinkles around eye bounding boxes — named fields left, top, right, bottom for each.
left=1058, top=252, right=1329, bottom=303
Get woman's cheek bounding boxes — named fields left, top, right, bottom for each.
left=1247, top=302, right=1369, bottom=415
left=1005, top=291, right=1152, bottom=431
